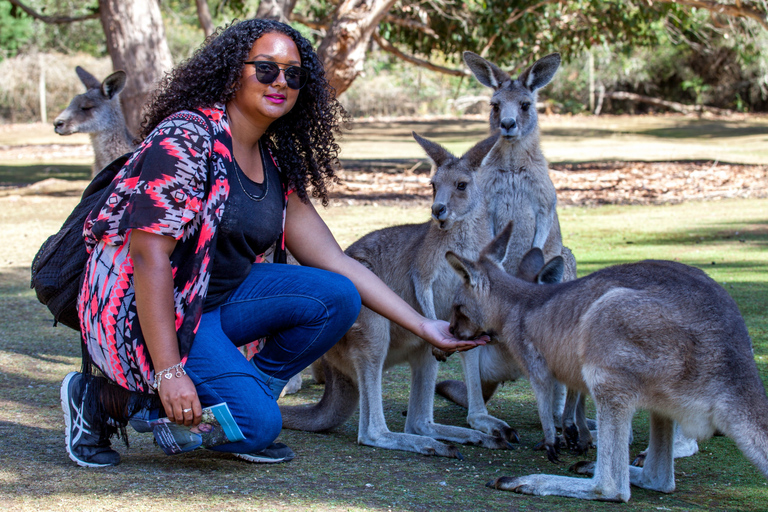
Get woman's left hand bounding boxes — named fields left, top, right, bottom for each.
left=420, top=318, right=488, bottom=354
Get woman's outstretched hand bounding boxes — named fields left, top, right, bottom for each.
left=419, top=318, right=488, bottom=354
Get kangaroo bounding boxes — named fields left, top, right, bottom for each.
left=279, top=132, right=513, bottom=457
left=446, top=222, right=768, bottom=502
left=54, top=66, right=137, bottom=177
left=435, top=51, right=583, bottom=448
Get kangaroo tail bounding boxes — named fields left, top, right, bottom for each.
left=720, top=386, right=768, bottom=480
left=435, top=380, right=469, bottom=408
left=435, top=379, right=499, bottom=408
left=280, top=359, right=358, bottom=432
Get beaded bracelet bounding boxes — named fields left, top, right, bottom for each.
left=153, top=362, right=186, bottom=391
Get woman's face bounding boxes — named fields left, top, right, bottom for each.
left=230, top=32, right=302, bottom=129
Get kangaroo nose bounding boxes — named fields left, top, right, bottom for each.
left=500, top=117, right=517, bottom=131
left=54, top=120, right=64, bottom=128
left=431, top=203, right=448, bottom=221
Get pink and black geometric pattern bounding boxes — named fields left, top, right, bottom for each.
left=78, top=107, right=290, bottom=393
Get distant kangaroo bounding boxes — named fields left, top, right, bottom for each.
left=280, top=133, right=512, bottom=457
left=54, top=66, right=136, bottom=177
left=436, top=52, right=582, bottom=447
left=446, top=222, right=768, bottom=502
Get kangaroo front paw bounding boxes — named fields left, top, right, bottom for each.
left=487, top=476, right=535, bottom=494
left=431, top=347, right=451, bottom=362
left=533, top=437, right=561, bottom=463
left=569, top=460, right=596, bottom=476
left=631, top=451, right=647, bottom=467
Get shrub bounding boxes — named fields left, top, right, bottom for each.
left=0, top=52, right=112, bottom=124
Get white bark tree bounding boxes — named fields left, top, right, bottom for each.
left=98, top=0, right=173, bottom=133
left=8, top=0, right=173, bottom=133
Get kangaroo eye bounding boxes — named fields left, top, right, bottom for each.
left=456, top=182, right=467, bottom=191
left=491, top=103, right=500, bottom=112
left=81, top=106, right=93, bottom=111
left=521, top=102, right=531, bottom=112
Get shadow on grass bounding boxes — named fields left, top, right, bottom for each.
left=0, top=266, right=81, bottom=361
left=542, top=120, right=768, bottom=141
left=0, top=163, right=90, bottom=186
left=639, top=122, right=768, bottom=140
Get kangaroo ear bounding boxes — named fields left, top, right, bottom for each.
left=518, top=53, right=561, bottom=92
left=466, top=132, right=499, bottom=168
left=537, top=256, right=565, bottom=284
left=102, top=70, right=127, bottom=99
left=413, top=131, right=454, bottom=168
left=75, top=66, right=101, bottom=90
left=463, top=51, right=510, bottom=90
left=482, top=221, right=513, bottom=264
left=446, top=251, right=476, bottom=287
left=517, top=248, right=545, bottom=282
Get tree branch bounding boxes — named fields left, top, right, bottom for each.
left=606, top=91, right=734, bottom=115
left=6, top=0, right=100, bottom=23
left=290, top=11, right=328, bottom=31
left=652, top=0, right=768, bottom=29
left=480, top=0, right=562, bottom=57
left=372, top=32, right=470, bottom=76
left=382, top=14, right=438, bottom=37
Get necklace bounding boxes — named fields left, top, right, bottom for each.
left=233, top=143, right=269, bottom=202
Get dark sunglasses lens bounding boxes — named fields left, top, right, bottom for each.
left=252, top=62, right=307, bottom=90
left=254, top=62, right=280, bottom=84
left=284, top=67, right=308, bottom=89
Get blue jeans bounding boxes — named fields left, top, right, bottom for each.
left=183, top=263, right=361, bottom=454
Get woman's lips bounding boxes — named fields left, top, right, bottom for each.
left=266, top=94, right=286, bottom=104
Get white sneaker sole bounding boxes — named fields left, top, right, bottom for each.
left=234, top=452, right=294, bottom=463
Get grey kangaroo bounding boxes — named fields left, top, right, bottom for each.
left=280, top=133, right=511, bottom=457
left=436, top=51, right=583, bottom=448
left=446, top=222, right=768, bottom=502
left=54, top=66, right=136, bottom=176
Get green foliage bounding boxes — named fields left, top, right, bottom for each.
left=378, top=0, right=680, bottom=70
left=20, top=1, right=104, bottom=56
left=0, top=2, right=33, bottom=59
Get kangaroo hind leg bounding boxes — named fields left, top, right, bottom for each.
left=629, top=412, right=675, bottom=493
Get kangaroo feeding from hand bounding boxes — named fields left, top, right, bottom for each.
left=436, top=51, right=586, bottom=449
left=446, top=222, right=768, bottom=502
left=279, top=133, right=513, bottom=458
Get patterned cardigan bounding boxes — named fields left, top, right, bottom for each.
left=78, top=107, right=289, bottom=393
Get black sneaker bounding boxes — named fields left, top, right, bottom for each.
left=60, top=372, right=121, bottom=467
left=234, top=442, right=295, bottom=463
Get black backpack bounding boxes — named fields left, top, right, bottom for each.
left=30, top=154, right=130, bottom=330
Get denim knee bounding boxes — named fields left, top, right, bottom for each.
left=326, top=273, right=362, bottom=336
left=193, top=373, right=283, bottom=454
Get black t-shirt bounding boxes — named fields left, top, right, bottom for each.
left=203, top=143, right=284, bottom=311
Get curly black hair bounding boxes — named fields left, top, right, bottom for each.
left=139, top=19, right=347, bottom=205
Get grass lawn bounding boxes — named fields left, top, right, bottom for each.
left=0, top=115, right=767, bottom=511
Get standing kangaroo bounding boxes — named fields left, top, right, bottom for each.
left=436, top=52, right=582, bottom=447
left=280, top=133, right=512, bottom=457
left=446, top=222, right=768, bottom=502
left=54, top=66, right=137, bottom=177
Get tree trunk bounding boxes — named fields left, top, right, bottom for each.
left=99, top=0, right=174, bottom=134
left=316, top=0, right=399, bottom=96
left=196, top=0, right=215, bottom=38
left=256, top=0, right=298, bottom=22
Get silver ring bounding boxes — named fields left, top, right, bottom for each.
left=182, top=408, right=192, bottom=413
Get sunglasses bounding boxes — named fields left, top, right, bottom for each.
left=243, top=60, right=309, bottom=90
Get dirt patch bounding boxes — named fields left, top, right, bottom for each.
left=330, top=160, right=768, bottom=207
left=4, top=149, right=766, bottom=208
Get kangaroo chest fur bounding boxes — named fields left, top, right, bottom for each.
left=479, top=147, right=560, bottom=271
